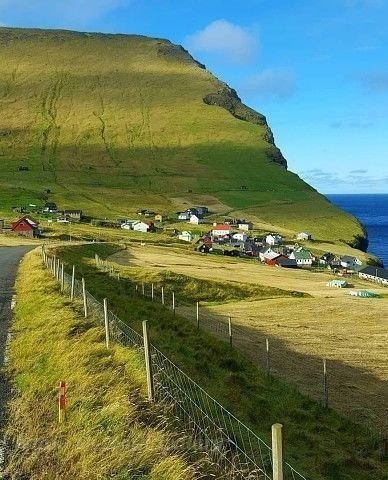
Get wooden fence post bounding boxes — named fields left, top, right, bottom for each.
left=151, top=283, right=154, bottom=301
left=266, top=338, right=270, bottom=374
left=142, top=283, right=145, bottom=296
left=53, top=255, right=57, bottom=277
left=142, top=320, right=154, bottom=402
left=196, top=301, right=199, bottom=328
left=272, top=423, right=283, bottom=480
left=103, top=298, right=110, bottom=349
left=95, top=253, right=98, bottom=266
left=228, top=316, right=233, bottom=348
left=82, top=278, right=88, bottom=318
left=58, top=380, right=66, bottom=424
left=70, top=265, right=75, bottom=301
left=323, top=359, right=329, bottom=408
left=172, top=291, right=175, bottom=314
left=161, top=286, right=165, bottom=305
left=56, top=259, right=60, bottom=281
left=60, top=262, right=65, bottom=292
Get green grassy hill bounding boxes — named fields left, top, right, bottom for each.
left=0, top=27, right=364, bottom=245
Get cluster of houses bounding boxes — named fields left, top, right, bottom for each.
left=43, top=202, right=83, bottom=222
left=177, top=207, right=209, bottom=225
left=120, top=219, right=156, bottom=233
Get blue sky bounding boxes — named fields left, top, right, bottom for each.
left=1, top=0, right=388, bottom=193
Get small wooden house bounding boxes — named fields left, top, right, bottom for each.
left=297, top=232, right=312, bottom=241
left=11, top=216, right=39, bottom=237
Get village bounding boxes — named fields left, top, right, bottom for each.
left=1, top=202, right=388, bottom=290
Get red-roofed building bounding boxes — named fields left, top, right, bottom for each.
left=212, top=223, right=232, bottom=237
left=11, top=216, right=40, bottom=237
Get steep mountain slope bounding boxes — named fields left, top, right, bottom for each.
left=0, top=27, right=364, bottom=244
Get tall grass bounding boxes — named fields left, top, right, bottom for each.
left=4, top=249, right=211, bottom=479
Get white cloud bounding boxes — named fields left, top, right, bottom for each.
left=299, top=168, right=388, bottom=192
left=185, top=20, right=258, bottom=64
left=242, top=68, right=296, bottom=99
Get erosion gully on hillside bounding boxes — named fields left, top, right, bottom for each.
left=0, top=246, right=32, bottom=470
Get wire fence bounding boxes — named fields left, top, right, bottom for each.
left=42, top=250, right=309, bottom=480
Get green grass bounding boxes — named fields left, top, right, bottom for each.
left=5, top=249, right=213, bottom=479
left=52, top=243, right=388, bottom=480
left=0, top=26, right=364, bottom=247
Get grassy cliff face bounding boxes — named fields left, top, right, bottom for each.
left=0, top=27, right=363, bottom=243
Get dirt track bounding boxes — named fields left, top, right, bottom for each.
left=0, top=246, right=33, bottom=469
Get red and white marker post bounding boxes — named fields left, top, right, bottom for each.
left=58, top=380, right=67, bottom=423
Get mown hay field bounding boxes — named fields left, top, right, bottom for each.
left=110, top=244, right=388, bottom=434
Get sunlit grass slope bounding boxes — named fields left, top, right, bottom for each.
left=5, top=249, right=204, bottom=479
left=0, top=27, right=363, bottom=244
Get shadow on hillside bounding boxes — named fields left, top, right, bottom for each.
left=176, top=303, right=388, bottom=438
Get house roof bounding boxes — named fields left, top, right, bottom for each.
left=11, top=216, right=39, bottom=229
left=264, top=251, right=282, bottom=260
left=212, top=224, right=231, bottom=231
left=292, top=250, right=312, bottom=260
left=275, top=257, right=297, bottom=266
left=341, top=255, right=360, bottom=263
left=359, top=266, right=388, bottom=280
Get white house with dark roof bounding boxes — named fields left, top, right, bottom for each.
left=266, top=234, right=283, bottom=246
left=297, top=232, right=312, bottom=241
left=341, top=255, right=363, bottom=271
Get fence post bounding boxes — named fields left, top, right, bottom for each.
left=323, top=359, right=329, bottom=408
left=142, top=283, right=145, bottom=296
left=196, top=301, right=199, bottom=328
left=272, top=423, right=283, bottom=480
left=58, top=380, right=66, bottom=424
left=53, top=255, right=57, bottom=277
left=172, top=291, right=175, bottom=314
left=228, top=316, right=232, bottom=348
left=82, top=278, right=88, bottom=318
left=103, top=298, right=110, bottom=349
left=142, top=320, right=154, bottom=402
left=161, top=286, right=165, bottom=305
left=71, top=265, right=75, bottom=301
left=135, top=284, right=138, bottom=294
left=151, top=283, right=154, bottom=301
left=61, top=262, right=65, bottom=292
left=95, top=253, right=98, bottom=266
left=266, top=338, right=270, bottom=374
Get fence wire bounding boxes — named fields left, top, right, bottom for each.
left=42, top=251, right=309, bottom=480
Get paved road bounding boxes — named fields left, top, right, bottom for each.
left=0, top=246, right=33, bottom=467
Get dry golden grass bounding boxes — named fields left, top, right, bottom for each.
left=112, top=244, right=385, bottom=297
left=110, top=244, right=388, bottom=434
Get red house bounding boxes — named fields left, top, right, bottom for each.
left=264, top=252, right=284, bottom=266
left=11, top=216, right=40, bottom=237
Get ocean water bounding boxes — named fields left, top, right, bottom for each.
left=327, top=194, right=388, bottom=267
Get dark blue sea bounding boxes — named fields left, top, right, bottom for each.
left=327, top=194, right=388, bottom=267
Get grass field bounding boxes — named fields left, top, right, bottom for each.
left=107, top=244, right=388, bottom=436
left=49, top=242, right=388, bottom=480
left=0, top=26, right=365, bottom=248
left=5, top=249, right=211, bottom=479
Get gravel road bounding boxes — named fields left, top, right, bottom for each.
left=0, top=246, right=33, bottom=470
